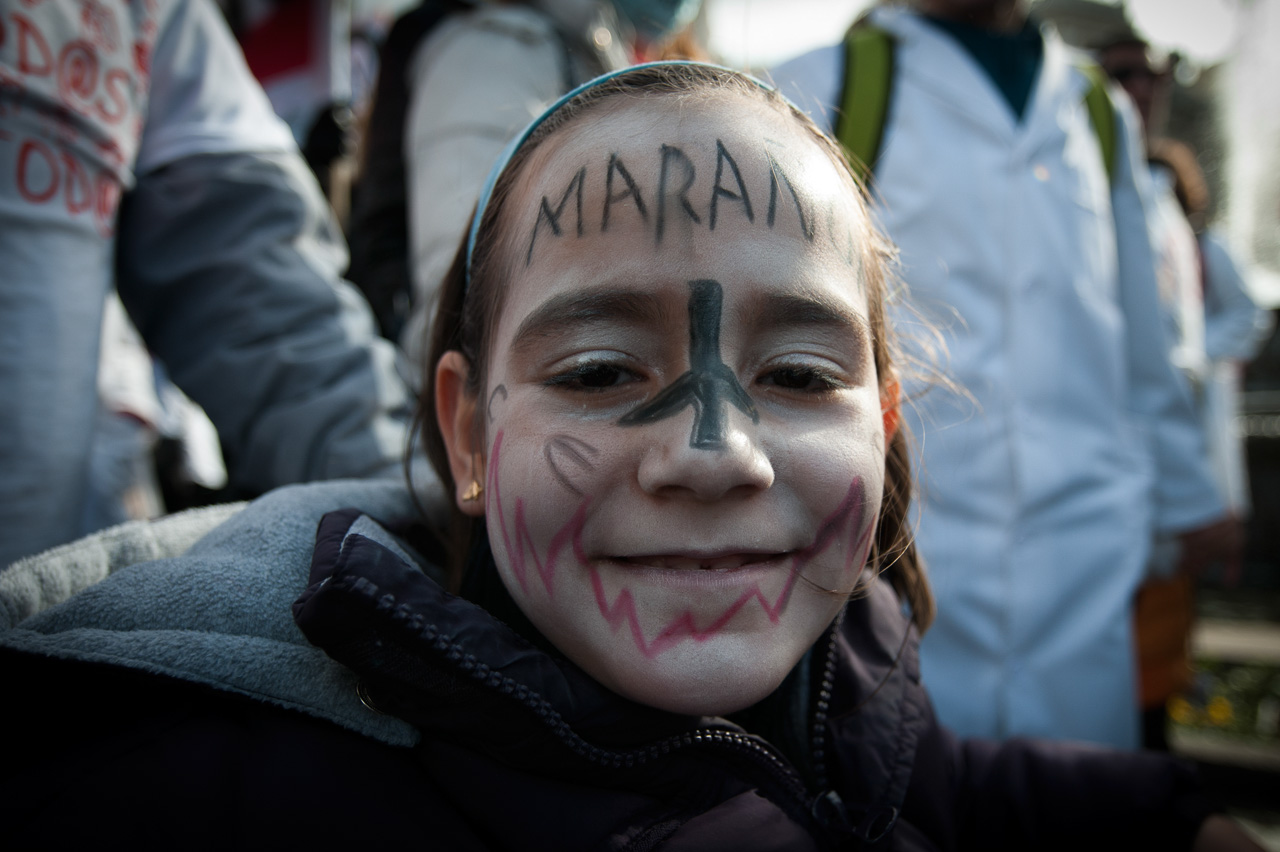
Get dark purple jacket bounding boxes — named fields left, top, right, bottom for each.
left=0, top=483, right=1213, bottom=850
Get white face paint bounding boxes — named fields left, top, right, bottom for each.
left=446, top=93, right=888, bottom=715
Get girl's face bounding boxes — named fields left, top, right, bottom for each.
left=439, top=93, right=890, bottom=715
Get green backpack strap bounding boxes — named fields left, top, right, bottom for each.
left=835, top=22, right=1118, bottom=186
left=835, top=21, right=894, bottom=183
left=1077, top=61, right=1117, bottom=184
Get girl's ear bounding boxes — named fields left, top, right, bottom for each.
left=436, top=351, right=486, bottom=517
left=880, top=377, right=901, bottom=447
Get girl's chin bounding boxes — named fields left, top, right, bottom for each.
left=588, top=644, right=799, bottom=716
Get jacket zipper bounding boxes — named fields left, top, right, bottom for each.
left=441, top=634, right=816, bottom=820
left=366, top=594, right=852, bottom=841
left=810, top=608, right=844, bottom=792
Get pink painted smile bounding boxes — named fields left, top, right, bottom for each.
left=488, top=431, right=874, bottom=660
left=606, top=552, right=784, bottom=579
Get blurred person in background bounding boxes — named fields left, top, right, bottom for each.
left=343, top=0, right=704, bottom=371
left=1089, top=11, right=1271, bottom=532
left=771, top=0, right=1231, bottom=749
left=1040, top=0, right=1274, bottom=751
left=0, top=0, right=416, bottom=569
left=218, top=0, right=357, bottom=201
left=85, top=294, right=168, bottom=534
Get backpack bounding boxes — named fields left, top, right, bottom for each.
left=346, top=0, right=471, bottom=342
left=832, top=21, right=1117, bottom=185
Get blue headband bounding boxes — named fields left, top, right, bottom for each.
left=463, top=60, right=780, bottom=288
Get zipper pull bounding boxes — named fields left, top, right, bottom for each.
left=811, top=789, right=899, bottom=845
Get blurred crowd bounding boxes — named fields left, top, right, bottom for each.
left=4, top=0, right=1280, bottom=847
left=2, top=0, right=1274, bottom=770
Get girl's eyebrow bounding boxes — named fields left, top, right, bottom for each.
left=745, top=291, right=870, bottom=342
left=511, top=288, right=673, bottom=355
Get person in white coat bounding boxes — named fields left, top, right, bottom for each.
left=0, top=0, right=417, bottom=571
left=1090, top=28, right=1272, bottom=524
left=1085, top=22, right=1272, bottom=749
left=345, top=0, right=703, bottom=375
left=770, top=0, right=1229, bottom=749
left=1199, top=231, right=1272, bottom=513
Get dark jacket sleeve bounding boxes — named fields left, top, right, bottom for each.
left=114, top=150, right=417, bottom=494
left=0, top=650, right=476, bottom=849
left=907, top=698, right=1217, bottom=852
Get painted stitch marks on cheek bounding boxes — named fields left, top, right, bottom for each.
left=489, top=431, right=589, bottom=598
left=489, top=426, right=876, bottom=660
left=481, top=384, right=508, bottom=517
left=588, top=479, right=876, bottom=660
left=487, top=384, right=508, bottom=424
left=544, top=435, right=599, bottom=498
left=618, top=279, right=757, bottom=449
left=795, top=479, right=878, bottom=586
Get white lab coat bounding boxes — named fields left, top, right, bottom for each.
left=1199, top=230, right=1272, bottom=514
left=1143, top=167, right=1271, bottom=518
left=772, top=7, right=1224, bottom=748
left=400, top=0, right=629, bottom=371
left=1146, top=166, right=1209, bottom=395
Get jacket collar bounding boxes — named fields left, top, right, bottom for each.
left=0, top=480, right=428, bottom=748
left=296, top=506, right=924, bottom=840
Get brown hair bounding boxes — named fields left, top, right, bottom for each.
left=418, top=63, right=934, bottom=631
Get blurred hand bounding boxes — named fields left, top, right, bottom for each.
left=1192, top=815, right=1266, bottom=852
left=1177, top=516, right=1245, bottom=587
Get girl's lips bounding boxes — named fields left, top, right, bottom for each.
left=612, top=552, right=785, bottom=572
left=598, top=553, right=795, bottom=591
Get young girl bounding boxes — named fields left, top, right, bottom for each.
left=0, top=63, right=1257, bottom=851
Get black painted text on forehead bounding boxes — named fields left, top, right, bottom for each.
left=519, top=133, right=862, bottom=273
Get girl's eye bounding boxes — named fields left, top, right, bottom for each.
left=544, top=362, right=640, bottom=392
left=759, top=365, right=847, bottom=394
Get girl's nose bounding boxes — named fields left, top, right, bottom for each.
left=636, top=407, right=774, bottom=500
